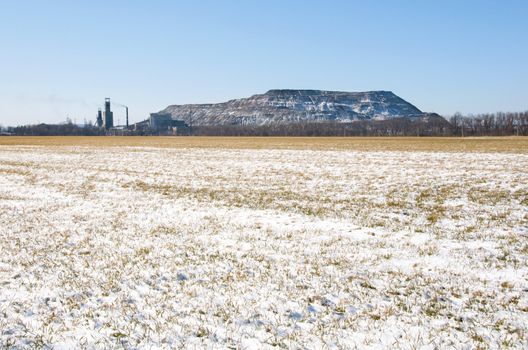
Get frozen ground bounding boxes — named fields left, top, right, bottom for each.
left=0, top=144, right=527, bottom=349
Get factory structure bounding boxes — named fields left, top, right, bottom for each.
left=96, top=98, right=189, bottom=135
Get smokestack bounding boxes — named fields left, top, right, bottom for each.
left=126, top=106, right=129, bottom=128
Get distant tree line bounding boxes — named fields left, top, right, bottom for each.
left=192, top=112, right=528, bottom=137
left=7, top=122, right=106, bottom=136
left=2, top=111, right=527, bottom=136
left=192, top=115, right=453, bottom=137
left=1, top=118, right=141, bottom=136
left=449, top=111, right=528, bottom=136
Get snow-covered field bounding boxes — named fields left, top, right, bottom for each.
left=0, top=142, right=527, bottom=349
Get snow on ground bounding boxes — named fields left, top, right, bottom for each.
left=0, top=145, right=527, bottom=349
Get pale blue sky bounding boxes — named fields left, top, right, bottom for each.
left=0, top=0, right=527, bottom=125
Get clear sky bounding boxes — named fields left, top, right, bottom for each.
left=0, top=0, right=527, bottom=126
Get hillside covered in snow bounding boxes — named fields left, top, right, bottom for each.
left=159, top=90, right=425, bottom=126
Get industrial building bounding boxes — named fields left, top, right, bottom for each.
left=146, top=113, right=189, bottom=134
left=149, top=113, right=187, bottom=130
left=149, top=113, right=172, bottom=130
left=95, top=98, right=188, bottom=135
left=95, top=98, right=129, bottom=131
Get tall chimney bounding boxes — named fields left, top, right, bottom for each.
left=126, top=106, right=129, bottom=128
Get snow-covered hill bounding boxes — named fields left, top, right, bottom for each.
left=160, top=90, right=424, bottom=126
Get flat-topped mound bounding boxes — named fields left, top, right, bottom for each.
left=160, top=90, right=424, bottom=126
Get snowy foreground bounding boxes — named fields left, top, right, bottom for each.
left=0, top=144, right=527, bottom=349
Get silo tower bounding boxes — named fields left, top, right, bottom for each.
left=96, top=108, right=103, bottom=128
left=103, top=98, right=114, bottom=129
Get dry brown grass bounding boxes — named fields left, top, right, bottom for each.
left=0, top=136, right=527, bottom=152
